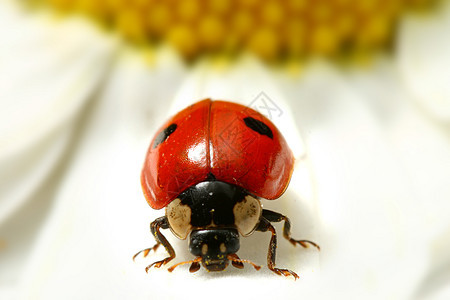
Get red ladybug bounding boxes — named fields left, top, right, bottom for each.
left=134, top=99, right=319, bottom=279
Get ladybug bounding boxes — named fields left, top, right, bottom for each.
left=134, top=99, right=319, bottom=279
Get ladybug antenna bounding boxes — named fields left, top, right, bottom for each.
left=227, top=254, right=261, bottom=271
left=168, top=257, right=202, bottom=273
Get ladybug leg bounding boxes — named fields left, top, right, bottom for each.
left=256, top=217, right=299, bottom=279
left=143, top=216, right=176, bottom=272
left=167, top=257, right=202, bottom=273
left=227, top=253, right=261, bottom=270
left=262, top=209, right=320, bottom=250
left=133, top=243, right=160, bottom=261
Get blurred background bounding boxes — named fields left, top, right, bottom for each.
left=28, top=0, right=441, bottom=64
left=1, top=0, right=450, bottom=299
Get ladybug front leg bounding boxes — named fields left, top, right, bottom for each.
left=136, top=216, right=176, bottom=272
left=256, top=217, right=299, bottom=279
left=133, top=243, right=161, bottom=261
left=262, top=209, right=320, bottom=250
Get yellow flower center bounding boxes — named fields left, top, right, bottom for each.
left=35, top=0, right=437, bottom=63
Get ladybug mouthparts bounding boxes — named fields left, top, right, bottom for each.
left=189, top=229, right=239, bottom=272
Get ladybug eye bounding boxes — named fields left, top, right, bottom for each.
left=243, top=117, right=273, bottom=139
left=153, top=123, right=177, bottom=148
left=233, top=195, right=262, bottom=236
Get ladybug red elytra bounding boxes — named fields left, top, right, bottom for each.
left=134, top=99, right=319, bottom=279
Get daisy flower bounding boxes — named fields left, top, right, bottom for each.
left=0, top=0, right=449, bottom=299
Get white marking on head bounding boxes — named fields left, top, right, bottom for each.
left=166, top=198, right=192, bottom=239
left=233, top=195, right=262, bottom=236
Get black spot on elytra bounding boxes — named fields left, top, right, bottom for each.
left=243, top=117, right=273, bottom=139
left=153, top=123, right=177, bottom=148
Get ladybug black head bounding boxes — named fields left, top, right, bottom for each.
left=165, top=180, right=263, bottom=272
left=189, top=228, right=240, bottom=271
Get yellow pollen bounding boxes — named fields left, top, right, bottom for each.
left=35, top=0, right=438, bottom=64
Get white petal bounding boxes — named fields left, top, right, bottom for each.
left=0, top=0, right=117, bottom=294
left=397, top=2, right=450, bottom=121
left=19, top=45, right=187, bottom=299
left=0, top=3, right=118, bottom=225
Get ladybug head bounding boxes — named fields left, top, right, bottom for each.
left=165, top=180, right=263, bottom=272
left=189, top=228, right=239, bottom=271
